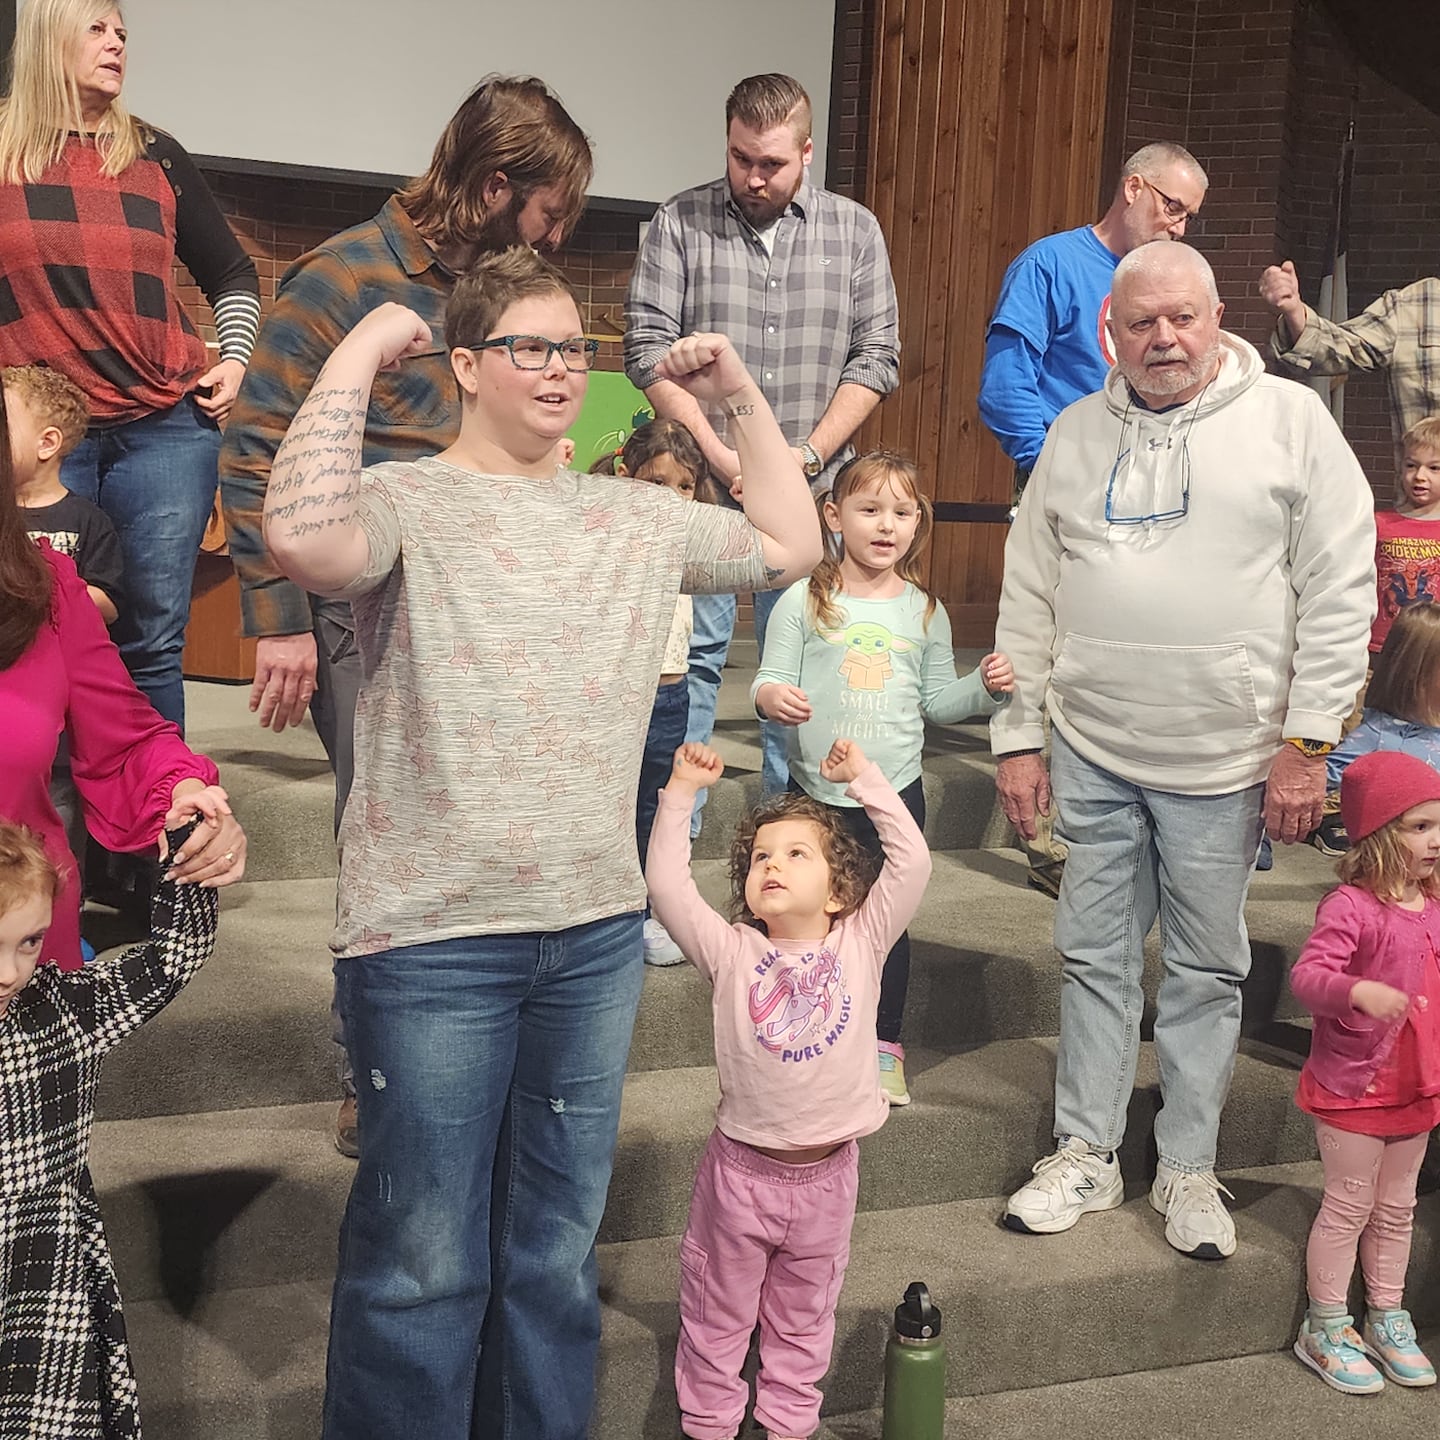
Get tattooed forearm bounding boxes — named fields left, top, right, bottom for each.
left=266, top=382, right=366, bottom=543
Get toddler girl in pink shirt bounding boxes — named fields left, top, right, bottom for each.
left=645, top=737, right=931, bottom=1440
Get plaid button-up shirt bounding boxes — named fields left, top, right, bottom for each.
left=624, top=176, right=899, bottom=490
left=218, top=198, right=458, bottom=637
left=1270, top=278, right=1440, bottom=451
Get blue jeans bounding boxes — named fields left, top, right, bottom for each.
left=1049, top=731, right=1264, bottom=1172
left=62, top=395, right=220, bottom=731
left=686, top=588, right=788, bottom=833
left=324, top=913, right=645, bottom=1440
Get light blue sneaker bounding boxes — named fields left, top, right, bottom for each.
left=1363, top=1308, right=1436, bottom=1387
left=1294, top=1314, right=1385, bottom=1394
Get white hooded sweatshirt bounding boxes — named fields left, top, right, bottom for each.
left=991, top=332, right=1377, bottom=794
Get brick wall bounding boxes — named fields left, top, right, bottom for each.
left=1117, top=0, right=1440, bottom=492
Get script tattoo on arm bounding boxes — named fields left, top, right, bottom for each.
left=265, top=382, right=366, bottom=546
left=725, top=401, right=757, bottom=418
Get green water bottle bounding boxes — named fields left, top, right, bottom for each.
left=881, top=1281, right=945, bottom=1440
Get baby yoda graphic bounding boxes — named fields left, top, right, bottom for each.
left=820, top=620, right=916, bottom=691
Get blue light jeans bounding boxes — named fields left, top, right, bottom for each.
left=323, top=913, right=645, bottom=1440
left=1049, top=730, right=1265, bottom=1173
left=62, top=395, right=221, bottom=732
left=686, top=588, right=788, bottom=834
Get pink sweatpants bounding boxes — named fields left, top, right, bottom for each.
left=675, top=1129, right=860, bottom=1440
left=1307, top=1119, right=1429, bottom=1309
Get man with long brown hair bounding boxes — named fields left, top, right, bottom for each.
left=218, top=74, right=592, bottom=1156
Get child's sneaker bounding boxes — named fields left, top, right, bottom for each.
left=1310, top=811, right=1351, bottom=857
left=1362, top=1308, right=1436, bottom=1387
left=1003, top=1137, right=1123, bottom=1234
left=877, top=1042, right=910, bottom=1106
left=1149, top=1162, right=1236, bottom=1260
left=1293, top=1314, right=1385, bottom=1394
left=642, top=918, right=685, bottom=967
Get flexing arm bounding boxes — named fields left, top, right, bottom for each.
left=264, top=304, right=431, bottom=595
left=1268, top=276, right=1404, bottom=377
left=660, top=334, right=821, bottom=584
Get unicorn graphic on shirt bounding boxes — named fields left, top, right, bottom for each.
left=749, top=948, right=844, bottom=1053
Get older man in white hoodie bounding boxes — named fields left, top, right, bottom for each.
left=992, top=242, right=1376, bottom=1260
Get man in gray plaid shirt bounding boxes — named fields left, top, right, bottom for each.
left=625, top=72, right=900, bottom=823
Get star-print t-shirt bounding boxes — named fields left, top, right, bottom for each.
left=332, top=457, right=771, bottom=957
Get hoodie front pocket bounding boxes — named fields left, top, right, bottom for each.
left=1051, top=634, right=1262, bottom=742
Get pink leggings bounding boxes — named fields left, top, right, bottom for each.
left=1306, top=1119, right=1429, bottom=1309
left=675, top=1129, right=859, bottom=1440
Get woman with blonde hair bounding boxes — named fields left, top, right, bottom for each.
left=0, top=0, right=260, bottom=733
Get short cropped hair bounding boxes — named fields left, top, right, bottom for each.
left=1112, top=240, right=1220, bottom=309
left=726, top=74, right=812, bottom=142
left=1401, top=416, right=1440, bottom=462
left=728, top=792, right=878, bottom=930
left=443, top=247, right=580, bottom=354
left=1, top=365, right=90, bottom=457
left=1121, top=141, right=1209, bottom=193
left=0, top=822, right=61, bottom=918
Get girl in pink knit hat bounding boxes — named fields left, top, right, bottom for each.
left=1289, top=749, right=1440, bottom=1394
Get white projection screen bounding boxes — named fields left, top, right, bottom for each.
left=89, top=0, right=839, bottom=205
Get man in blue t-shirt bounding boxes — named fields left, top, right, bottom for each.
left=979, top=142, right=1209, bottom=481
left=979, top=141, right=1207, bottom=899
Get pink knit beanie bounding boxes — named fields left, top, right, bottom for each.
left=1339, top=751, right=1440, bottom=843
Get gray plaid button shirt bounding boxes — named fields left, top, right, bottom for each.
left=1270, top=278, right=1440, bottom=449
left=624, top=175, right=900, bottom=489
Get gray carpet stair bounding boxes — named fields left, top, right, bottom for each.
left=81, top=654, right=1440, bottom=1438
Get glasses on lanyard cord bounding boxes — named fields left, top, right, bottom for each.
left=1104, top=377, right=1213, bottom=526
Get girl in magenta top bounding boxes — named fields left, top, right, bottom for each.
left=645, top=737, right=930, bottom=1440
left=2, top=387, right=246, bottom=970
left=1288, top=750, right=1440, bottom=1395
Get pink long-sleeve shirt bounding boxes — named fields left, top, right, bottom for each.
left=646, top=762, right=932, bottom=1151
left=2, top=547, right=218, bottom=970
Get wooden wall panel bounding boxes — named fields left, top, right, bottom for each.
left=862, top=0, right=1115, bottom=644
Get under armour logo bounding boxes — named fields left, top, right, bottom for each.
left=1145, top=436, right=1173, bottom=452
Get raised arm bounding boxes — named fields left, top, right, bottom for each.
left=263, top=304, right=432, bottom=596
left=657, top=334, right=821, bottom=585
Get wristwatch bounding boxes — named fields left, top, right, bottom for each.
left=799, top=441, right=823, bottom=478
left=1284, top=737, right=1335, bottom=758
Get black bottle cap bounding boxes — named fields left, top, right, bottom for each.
left=894, top=1281, right=941, bottom=1339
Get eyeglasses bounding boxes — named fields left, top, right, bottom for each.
left=468, top=335, right=599, bottom=371
left=1104, top=395, right=1203, bottom=526
left=1141, top=177, right=1201, bottom=227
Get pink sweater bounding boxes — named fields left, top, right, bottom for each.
left=1, top=547, right=217, bottom=970
left=646, top=762, right=932, bottom=1150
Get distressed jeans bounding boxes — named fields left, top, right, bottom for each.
left=323, top=913, right=645, bottom=1440
left=1049, top=730, right=1265, bottom=1172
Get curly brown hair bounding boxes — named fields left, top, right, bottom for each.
left=727, top=792, right=878, bottom=931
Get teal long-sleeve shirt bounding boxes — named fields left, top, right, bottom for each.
left=751, top=580, right=1006, bottom=806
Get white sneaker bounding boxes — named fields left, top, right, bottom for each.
left=1149, top=1162, right=1236, bottom=1260
left=642, top=918, right=685, bottom=967
left=1003, top=1137, right=1124, bottom=1234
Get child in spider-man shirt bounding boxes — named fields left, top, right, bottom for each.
left=645, top=737, right=931, bottom=1440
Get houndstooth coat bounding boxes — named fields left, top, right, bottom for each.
left=0, top=872, right=217, bottom=1439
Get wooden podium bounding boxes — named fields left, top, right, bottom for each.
left=181, top=500, right=257, bottom=683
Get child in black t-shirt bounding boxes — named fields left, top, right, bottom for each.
left=4, top=365, right=124, bottom=621
left=5, top=365, right=126, bottom=897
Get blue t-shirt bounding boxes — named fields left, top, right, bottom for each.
left=978, top=225, right=1121, bottom=469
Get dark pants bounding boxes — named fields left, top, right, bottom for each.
left=794, top=776, right=926, bottom=1046
left=636, top=680, right=690, bottom=901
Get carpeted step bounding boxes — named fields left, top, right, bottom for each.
left=820, top=1326, right=1440, bottom=1440
left=590, top=1166, right=1440, bottom=1437
left=93, top=1036, right=1322, bottom=1304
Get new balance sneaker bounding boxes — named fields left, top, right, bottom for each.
left=1003, top=1137, right=1123, bottom=1234
left=642, top=918, right=685, bottom=967
left=1149, top=1162, right=1236, bottom=1259
left=1362, top=1308, right=1436, bottom=1387
left=1294, top=1314, right=1385, bottom=1394
left=877, top=1042, right=911, bottom=1106
left=1310, top=810, right=1351, bottom=858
